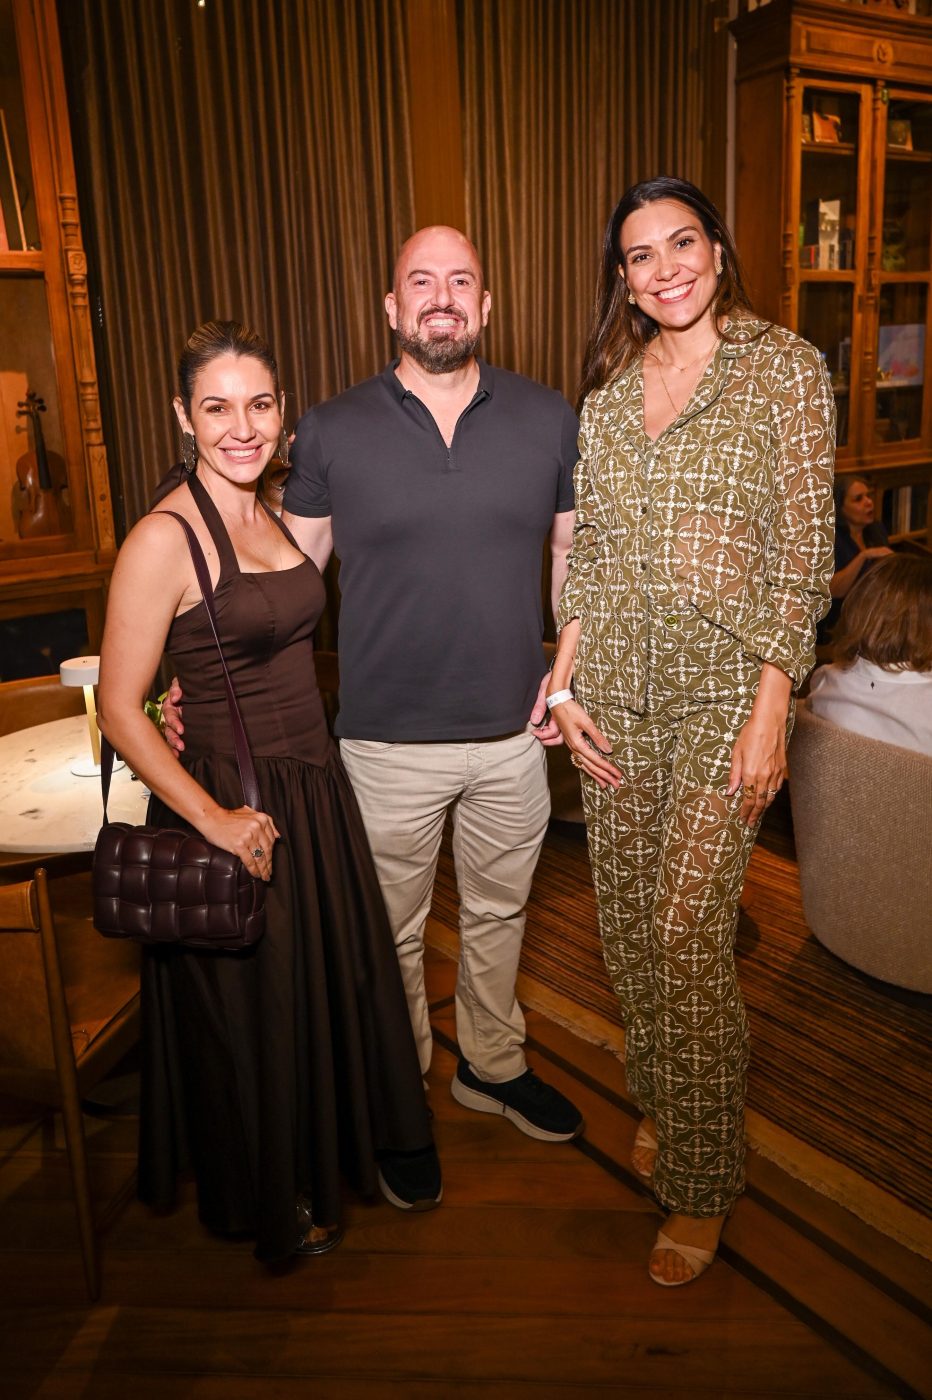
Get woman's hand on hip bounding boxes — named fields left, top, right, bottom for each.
left=200, top=806, right=281, bottom=881
left=549, top=698, right=622, bottom=791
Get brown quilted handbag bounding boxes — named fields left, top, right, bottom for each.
left=93, top=512, right=266, bottom=951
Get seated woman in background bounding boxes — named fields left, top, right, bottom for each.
left=98, top=320, right=438, bottom=1263
left=809, top=553, right=932, bottom=757
left=818, top=475, right=893, bottom=644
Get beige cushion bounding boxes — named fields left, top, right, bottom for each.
left=788, top=704, right=932, bottom=992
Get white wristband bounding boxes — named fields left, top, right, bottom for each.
left=546, top=689, right=574, bottom=711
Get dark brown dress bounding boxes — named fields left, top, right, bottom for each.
left=138, top=475, right=431, bottom=1261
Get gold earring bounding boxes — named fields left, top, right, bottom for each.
left=715, top=256, right=723, bottom=276
left=628, top=293, right=636, bottom=305
left=278, top=427, right=290, bottom=467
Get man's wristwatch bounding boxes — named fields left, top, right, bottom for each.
left=545, top=689, right=574, bottom=711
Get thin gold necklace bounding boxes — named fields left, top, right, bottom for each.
left=649, top=342, right=717, bottom=417
left=648, top=340, right=719, bottom=373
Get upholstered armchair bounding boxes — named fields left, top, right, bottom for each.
left=788, top=703, right=932, bottom=994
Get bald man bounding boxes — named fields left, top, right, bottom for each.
left=282, top=226, right=583, bottom=1154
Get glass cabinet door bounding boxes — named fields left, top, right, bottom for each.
left=796, top=85, right=865, bottom=451
left=0, top=0, right=40, bottom=252
left=873, top=95, right=932, bottom=454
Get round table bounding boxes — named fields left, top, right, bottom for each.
left=0, top=715, right=150, bottom=853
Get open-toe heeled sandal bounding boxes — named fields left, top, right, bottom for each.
left=648, top=1228, right=717, bottom=1288
left=631, top=1121, right=658, bottom=1180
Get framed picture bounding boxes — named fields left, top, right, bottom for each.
left=877, top=323, right=925, bottom=387
left=887, top=118, right=913, bottom=151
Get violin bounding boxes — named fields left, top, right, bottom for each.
left=15, top=391, right=71, bottom=539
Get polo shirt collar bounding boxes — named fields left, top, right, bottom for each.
left=382, top=356, right=494, bottom=402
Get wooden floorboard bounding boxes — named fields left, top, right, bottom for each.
left=1, top=947, right=928, bottom=1399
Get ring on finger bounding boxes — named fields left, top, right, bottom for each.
left=252, top=847, right=265, bottom=859
left=570, top=753, right=585, bottom=770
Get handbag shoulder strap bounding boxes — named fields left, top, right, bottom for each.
left=100, top=510, right=261, bottom=820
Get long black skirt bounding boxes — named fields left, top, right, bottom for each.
left=137, top=749, right=431, bottom=1262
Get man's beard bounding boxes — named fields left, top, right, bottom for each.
left=395, top=318, right=481, bottom=373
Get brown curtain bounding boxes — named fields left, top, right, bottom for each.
left=59, top=0, right=414, bottom=541
left=457, top=0, right=728, bottom=405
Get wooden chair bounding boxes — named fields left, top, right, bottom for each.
left=0, top=868, right=141, bottom=1299
left=0, top=674, right=85, bottom=737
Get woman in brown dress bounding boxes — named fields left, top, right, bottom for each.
left=98, top=321, right=439, bottom=1262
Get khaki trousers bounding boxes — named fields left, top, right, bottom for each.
left=339, top=732, right=550, bottom=1081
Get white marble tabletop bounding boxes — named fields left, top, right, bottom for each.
left=0, top=716, right=150, bottom=853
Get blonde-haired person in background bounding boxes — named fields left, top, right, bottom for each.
left=809, top=553, right=932, bottom=756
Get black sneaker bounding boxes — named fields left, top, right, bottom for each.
left=377, top=1144, right=443, bottom=1212
left=451, top=1058, right=584, bottom=1142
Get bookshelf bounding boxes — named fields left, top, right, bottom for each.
left=0, top=0, right=115, bottom=677
left=731, top=0, right=932, bottom=547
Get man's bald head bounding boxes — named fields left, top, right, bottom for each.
left=386, top=226, right=491, bottom=375
left=392, top=226, right=486, bottom=296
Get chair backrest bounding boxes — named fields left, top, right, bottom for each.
left=0, top=874, right=60, bottom=1072
left=788, top=703, right=932, bottom=991
left=0, top=675, right=85, bottom=737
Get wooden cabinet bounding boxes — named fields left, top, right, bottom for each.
left=0, top=0, right=115, bottom=676
left=731, top=0, right=932, bottom=544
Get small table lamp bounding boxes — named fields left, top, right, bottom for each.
left=59, top=655, right=122, bottom=777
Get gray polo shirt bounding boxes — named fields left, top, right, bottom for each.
left=284, top=358, right=578, bottom=741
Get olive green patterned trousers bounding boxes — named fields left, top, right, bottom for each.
left=579, top=598, right=793, bottom=1217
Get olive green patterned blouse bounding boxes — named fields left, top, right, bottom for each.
left=558, top=318, right=836, bottom=709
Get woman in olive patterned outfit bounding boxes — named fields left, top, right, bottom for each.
left=548, top=178, right=834, bottom=1286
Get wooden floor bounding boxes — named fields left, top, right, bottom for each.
left=1, top=946, right=930, bottom=1400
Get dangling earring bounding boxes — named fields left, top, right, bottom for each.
left=278, top=427, right=290, bottom=467
left=182, top=431, right=198, bottom=475
left=628, top=293, right=636, bottom=306
left=714, top=254, right=723, bottom=276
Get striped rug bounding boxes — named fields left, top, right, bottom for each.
left=429, top=820, right=932, bottom=1244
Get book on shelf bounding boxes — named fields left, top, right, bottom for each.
left=812, top=110, right=842, bottom=144
left=802, top=198, right=841, bottom=269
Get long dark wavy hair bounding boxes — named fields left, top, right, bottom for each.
left=576, top=176, right=756, bottom=412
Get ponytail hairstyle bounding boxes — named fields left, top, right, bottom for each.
left=177, top=320, right=280, bottom=412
